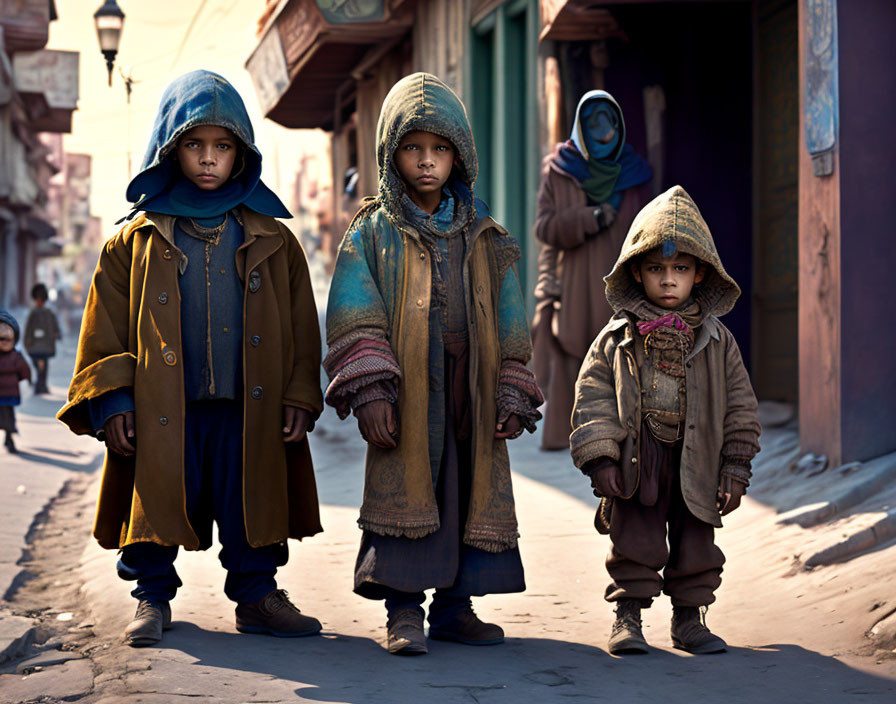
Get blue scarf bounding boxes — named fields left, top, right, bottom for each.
left=555, top=90, right=653, bottom=208
left=124, top=70, right=290, bottom=220
left=553, top=141, right=653, bottom=209
left=399, top=181, right=474, bottom=240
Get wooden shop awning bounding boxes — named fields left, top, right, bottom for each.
left=539, top=0, right=626, bottom=42
left=13, top=49, right=79, bottom=133
left=245, top=0, right=415, bottom=130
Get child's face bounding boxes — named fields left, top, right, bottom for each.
left=632, top=249, right=705, bottom=309
left=176, top=125, right=238, bottom=191
left=0, top=324, right=14, bottom=353
left=394, top=130, right=456, bottom=210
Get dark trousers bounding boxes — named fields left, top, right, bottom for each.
left=29, top=353, right=49, bottom=393
left=117, top=400, right=287, bottom=605
left=605, top=431, right=725, bottom=608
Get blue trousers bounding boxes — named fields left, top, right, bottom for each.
left=117, top=400, right=287, bottom=605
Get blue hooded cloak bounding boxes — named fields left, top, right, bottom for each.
left=124, top=70, right=290, bottom=219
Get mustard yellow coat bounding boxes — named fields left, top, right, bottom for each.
left=58, top=208, right=324, bottom=550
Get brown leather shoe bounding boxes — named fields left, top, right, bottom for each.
left=608, top=599, right=649, bottom=654
left=387, top=608, right=428, bottom=655
left=428, top=606, right=504, bottom=646
left=671, top=606, right=727, bottom=654
left=124, top=600, right=172, bottom=647
left=235, top=589, right=321, bottom=637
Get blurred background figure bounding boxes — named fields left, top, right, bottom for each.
left=532, top=91, right=651, bottom=450
left=24, top=283, right=61, bottom=395
left=0, top=309, right=31, bottom=452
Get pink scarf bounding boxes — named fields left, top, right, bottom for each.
left=637, top=313, right=689, bottom=335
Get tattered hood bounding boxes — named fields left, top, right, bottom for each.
left=375, top=72, right=478, bottom=221
left=125, top=70, right=290, bottom=218
left=604, top=185, right=741, bottom=318
left=570, top=90, right=626, bottom=163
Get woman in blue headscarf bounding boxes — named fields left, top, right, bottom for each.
left=532, top=90, right=653, bottom=450
left=59, top=70, right=325, bottom=647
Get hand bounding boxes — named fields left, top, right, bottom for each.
left=585, top=458, right=623, bottom=497
left=103, top=410, right=136, bottom=456
left=356, top=399, right=398, bottom=449
left=595, top=203, right=617, bottom=230
left=717, top=474, right=746, bottom=515
left=282, top=406, right=311, bottom=443
left=495, top=414, right=523, bottom=439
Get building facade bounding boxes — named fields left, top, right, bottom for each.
left=0, top=0, right=79, bottom=309
left=246, top=0, right=896, bottom=467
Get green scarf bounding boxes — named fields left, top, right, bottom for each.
left=582, top=159, right=622, bottom=205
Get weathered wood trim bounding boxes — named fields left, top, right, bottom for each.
left=797, top=0, right=841, bottom=465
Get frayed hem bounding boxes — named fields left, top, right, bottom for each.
left=463, top=530, right=519, bottom=553
left=358, top=517, right=440, bottom=540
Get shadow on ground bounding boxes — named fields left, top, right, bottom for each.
left=9, top=448, right=102, bottom=473
left=125, top=625, right=895, bottom=704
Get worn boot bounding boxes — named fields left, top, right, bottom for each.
left=428, top=604, right=504, bottom=646
left=4, top=432, right=15, bottom=453
left=608, top=599, right=649, bottom=654
left=387, top=608, right=428, bottom=655
left=124, top=600, right=172, bottom=647
left=671, top=606, right=727, bottom=654
left=235, top=589, right=321, bottom=637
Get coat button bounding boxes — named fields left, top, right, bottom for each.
left=416, top=298, right=424, bottom=307
left=251, top=386, right=263, bottom=399
left=686, top=362, right=692, bottom=368
left=689, top=424, right=695, bottom=430
left=249, top=270, right=262, bottom=293
left=250, top=334, right=261, bottom=347
left=158, top=292, right=168, bottom=304
left=163, top=349, right=177, bottom=366
left=419, top=252, right=425, bottom=260
left=163, top=248, right=172, bottom=260
left=631, top=457, right=638, bottom=464
left=159, top=416, right=168, bottom=426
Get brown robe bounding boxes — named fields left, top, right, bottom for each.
left=533, top=158, right=644, bottom=449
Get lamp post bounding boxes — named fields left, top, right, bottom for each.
left=93, top=0, right=125, bottom=87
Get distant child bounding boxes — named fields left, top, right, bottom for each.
left=24, top=282, right=61, bottom=394
left=58, top=70, right=324, bottom=647
left=0, top=310, right=31, bottom=453
left=570, top=186, right=761, bottom=655
left=324, top=73, right=543, bottom=655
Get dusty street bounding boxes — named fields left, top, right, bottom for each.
left=0, top=331, right=895, bottom=703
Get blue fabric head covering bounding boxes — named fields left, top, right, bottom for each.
left=0, top=309, right=20, bottom=343
left=553, top=90, right=652, bottom=208
left=571, top=90, right=624, bottom=161
left=125, top=70, right=291, bottom=219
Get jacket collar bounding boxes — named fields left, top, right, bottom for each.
left=471, top=215, right=507, bottom=241
left=687, top=315, right=720, bottom=361
left=141, top=207, right=281, bottom=278
left=396, top=212, right=506, bottom=246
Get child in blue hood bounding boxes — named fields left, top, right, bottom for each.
left=0, top=309, right=31, bottom=453
left=325, top=73, right=543, bottom=655
left=58, top=71, right=325, bottom=647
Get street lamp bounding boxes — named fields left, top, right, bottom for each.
left=94, top=0, right=125, bottom=87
